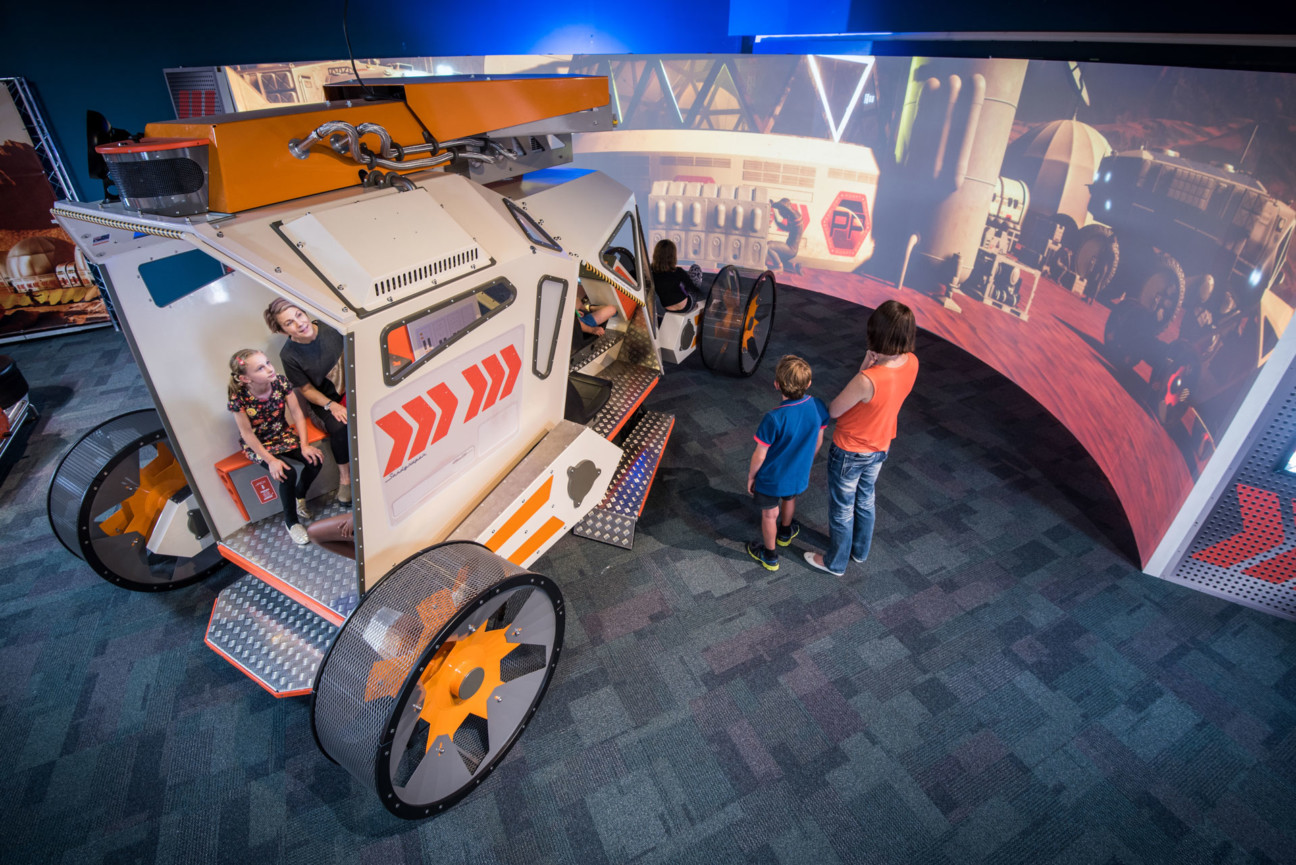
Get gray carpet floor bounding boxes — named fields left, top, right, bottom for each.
left=1, top=286, right=1294, bottom=864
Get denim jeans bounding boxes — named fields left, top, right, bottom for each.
left=826, top=444, right=887, bottom=574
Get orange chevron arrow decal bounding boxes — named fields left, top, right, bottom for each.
left=428, top=382, right=457, bottom=442
left=482, top=354, right=506, bottom=409
left=1243, top=501, right=1296, bottom=584
left=403, top=395, right=439, bottom=457
left=500, top=345, right=521, bottom=399
left=463, top=364, right=488, bottom=421
left=376, top=412, right=414, bottom=476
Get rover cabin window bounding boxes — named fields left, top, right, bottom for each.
left=382, top=279, right=515, bottom=385
left=601, top=212, right=640, bottom=288
left=505, top=200, right=561, bottom=252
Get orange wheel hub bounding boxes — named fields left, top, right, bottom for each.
left=413, top=616, right=521, bottom=752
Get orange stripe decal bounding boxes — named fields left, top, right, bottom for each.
left=485, top=475, right=553, bottom=552
left=508, top=516, right=565, bottom=565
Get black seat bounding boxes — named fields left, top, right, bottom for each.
left=565, top=372, right=612, bottom=424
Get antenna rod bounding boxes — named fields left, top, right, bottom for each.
left=1240, top=123, right=1258, bottom=169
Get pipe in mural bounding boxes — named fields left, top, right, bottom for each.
left=890, top=58, right=1029, bottom=294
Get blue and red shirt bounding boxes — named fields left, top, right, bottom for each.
left=753, top=395, right=830, bottom=497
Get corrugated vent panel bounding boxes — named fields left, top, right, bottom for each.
left=1168, top=369, right=1296, bottom=620
left=164, top=68, right=227, bottom=118
left=375, top=249, right=481, bottom=298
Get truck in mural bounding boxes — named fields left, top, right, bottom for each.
left=1086, top=148, right=1294, bottom=438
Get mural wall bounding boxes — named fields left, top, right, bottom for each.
left=0, top=80, right=111, bottom=342
left=564, top=55, right=1296, bottom=567
left=182, top=55, right=1296, bottom=566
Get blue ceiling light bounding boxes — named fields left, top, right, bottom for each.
left=530, top=24, right=630, bottom=54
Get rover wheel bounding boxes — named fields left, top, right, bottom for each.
left=1068, top=223, right=1119, bottom=300
left=311, top=542, right=563, bottom=818
left=47, top=409, right=223, bottom=590
left=1130, top=250, right=1186, bottom=334
left=700, top=266, right=777, bottom=377
left=1101, top=302, right=1147, bottom=369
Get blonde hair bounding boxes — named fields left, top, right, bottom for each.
left=775, top=355, right=812, bottom=400
left=227, top=349, right=262, bottom=399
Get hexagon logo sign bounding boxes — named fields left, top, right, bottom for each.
left=821, top=192, right=871, bottom=257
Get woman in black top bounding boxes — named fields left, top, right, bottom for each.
left=264, top=298, right=352, bottom=505
left=651, top=239, right=694, bottom=312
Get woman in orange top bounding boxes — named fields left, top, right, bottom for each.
left=805, top=301, right=918, bottom=575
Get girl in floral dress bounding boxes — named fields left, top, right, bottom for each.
left=226, top=349, right=323, bottom=544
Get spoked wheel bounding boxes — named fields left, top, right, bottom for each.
left=312, top=542, right=563, bottom=818
left=47, top=409, right=223, bottom=590
left=700, top=266, right=777, bottom=377
left=1131, top=250, right=1186, bottom=333
left=1067, top=223, right=1119, bottom=301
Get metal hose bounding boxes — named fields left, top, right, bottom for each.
left=290, top=123, right=516, bottom=172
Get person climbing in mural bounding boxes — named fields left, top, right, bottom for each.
left=767, top=198, right=806, bottom=275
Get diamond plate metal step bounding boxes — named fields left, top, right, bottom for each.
left=588, top=361, right=660, bottom=440
left=574, top=411, right=675, bottom=549
left=571, top=329, right=623, bottom=373
left=218, top=497, right=359, bottom=625
left=206, top=574, right=339, bottom=697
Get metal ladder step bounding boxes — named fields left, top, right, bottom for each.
left=205, top=574, right=339, bottom=697
left=217, top=497, right=359, bottom=625
left=587, top=360, right=661, bottom=440
left=570, top=329, right=623, bottom=373
left=573, top=410, right=674, bottom=549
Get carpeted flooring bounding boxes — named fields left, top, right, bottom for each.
left=1, top=286, right=1294, bottom=865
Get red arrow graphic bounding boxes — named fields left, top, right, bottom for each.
left=428, top=383, right=457, bottom=443
left=376, top=411, right=414, bottom=476
left=402, top=396, right=439, bottom=458
left=463, top=364, right=488, bottom=421
left=1193, top=484, right=1285, bottom=568
left=500, top=345, right=521, bottom=399
left=482, top=354, right=506, bottom=410
left=1242, top=501, right=1296, bottom=584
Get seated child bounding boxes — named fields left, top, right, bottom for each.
left=307, top=513, right=356, bottom=559
left=746, top=355, right=830, bottom=571
left=650, top=239, right=694, bottom=312
left=576, top=280, right=617, bottom=337
left=227, top=349, right=324, bottom=545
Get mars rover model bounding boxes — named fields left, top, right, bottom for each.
left=44, top=75, right=775, bottom=816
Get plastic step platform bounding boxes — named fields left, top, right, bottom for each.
left=205, top=574, right=339, bottom=697
left=573, top=410, right=674, bottom=549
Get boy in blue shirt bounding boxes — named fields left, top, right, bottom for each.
left=747, top=355, right=830, bottom=571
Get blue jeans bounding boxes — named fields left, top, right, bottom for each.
left=826, top=444, right=887, bottom=574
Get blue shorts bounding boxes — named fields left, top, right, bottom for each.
left=578, top=311, right=598, bottom=328
left=753, top=488, right=804, bottom=510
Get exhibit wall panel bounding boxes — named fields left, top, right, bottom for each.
left=1160, top=356, right=1296, bottom=620
left=561, top=54, right=1296, bottom=567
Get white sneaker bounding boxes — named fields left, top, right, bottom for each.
left=296, top=498, right=313, bottom=521
left=287, top=523, right=310, bottom=545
